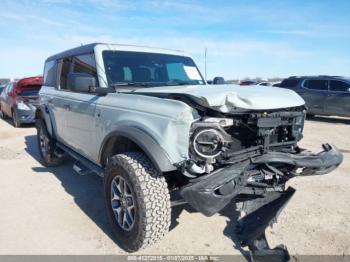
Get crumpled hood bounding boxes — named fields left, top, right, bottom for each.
left=133, top=84, right=305, bottom=113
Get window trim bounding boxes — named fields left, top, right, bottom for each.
left=43, top=60, right=58, bottom=88
left=56, top=52, right=98, bottom=94
left=301, top=79, right=329, bottom=92
left=328, top=79, right=350, bottom=93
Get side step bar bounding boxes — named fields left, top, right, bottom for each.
left=56, top=142, right=105, bottom=177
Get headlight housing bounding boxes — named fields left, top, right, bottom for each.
left=192, top=128, right=223, bottom=159
left=17, top=101, right=31, bottom=110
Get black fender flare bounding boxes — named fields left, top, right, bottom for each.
left=35, top=105, right=54, bottom=138
left=99, top=126, right=176, bottom=172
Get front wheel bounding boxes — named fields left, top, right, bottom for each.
left=104, top=152, right=171, bottom=252
left=12, top=110, right=21, bottom=127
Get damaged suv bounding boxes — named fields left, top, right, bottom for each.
left=36, top=43, right=342, bottom=256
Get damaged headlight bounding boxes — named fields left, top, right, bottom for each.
left=192, top=129, right=223, bottom=158
left=190, top=117, right=234, bottom=160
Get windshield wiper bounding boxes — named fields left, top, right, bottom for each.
left=110, top=82, right=150, bottom=87
left=165, top=80, right=195, bottom=86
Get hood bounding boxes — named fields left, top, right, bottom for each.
left=133, top=84, right=305, bottom=113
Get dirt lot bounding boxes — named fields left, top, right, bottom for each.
left=0, top=116, right=349, bottom=256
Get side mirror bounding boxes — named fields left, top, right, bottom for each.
left=213, top=76, right=225, bottom=85
left=67, top=73, right=96, bottom=93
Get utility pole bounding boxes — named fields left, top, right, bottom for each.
left=204, top=47, right=207, bottom=81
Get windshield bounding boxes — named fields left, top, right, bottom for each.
left=102, top=51, right=205, bottom=87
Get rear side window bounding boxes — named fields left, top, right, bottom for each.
left=72, top=53, right=97, bottom=78
left=43, top=60, right=57, bottom=87
left=304, top=80, right=328, bottom=91
left=329, top=80, right=350, bottom=92
left=58, top=58, right=72, bottom=90
left=280, top=79, right=300, bottom=88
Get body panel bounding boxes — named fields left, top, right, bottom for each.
left=133, top=84, right=305, bottom=112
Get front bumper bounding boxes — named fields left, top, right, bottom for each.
left=180, top=144, right=343, bottom=216
left=15, top=107, right=36, bottom=123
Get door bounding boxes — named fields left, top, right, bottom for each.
left=0, top=84, right=9, bottom=114
left=58, top=53, right=99, bottom=161
left=326, top=80, right=350, bottom=117
left=300, top=79, right=328, bottom=115
left=3, top=83, right=15, bottom=116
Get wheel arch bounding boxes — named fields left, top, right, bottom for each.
left=99, top=127, right=176, bottom=173
left=35, top=106, right=54, bottom=138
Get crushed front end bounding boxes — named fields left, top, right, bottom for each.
left=179, top=106, right=342, bottom=216
left=176, top=105, right=342, bottom=260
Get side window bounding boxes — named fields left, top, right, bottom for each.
left=43, top=60, right=57, bottom=87
left=123, top=67, right=132, bottom=81
left=329, top=80, right=350, bottom=92
left=280, top=79, right=300, bottom=88
left=58, top=58, right=72, bottom=90
left=72, top=53, right=97, bottom=78
left=304, top=80, right=328, bottom=91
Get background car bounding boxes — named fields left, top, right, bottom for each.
left=257, top=81, right=272, bottom=86
left=0, top=84, right=6, bottom=94
left=239, top=80, right=258, bottom=86
left=0, top=76, right=43, bottom=127
left=277, top=75, right=350, bottom=117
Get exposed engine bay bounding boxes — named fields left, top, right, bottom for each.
left=179, top=105, right=342, bottom=216
left=187, top=106, right=306, bottom=175
left=176, top=104, right=343, bottom=261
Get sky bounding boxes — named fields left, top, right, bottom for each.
left=0, top=0, right=350, bottom=80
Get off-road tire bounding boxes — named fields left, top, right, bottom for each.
left=36, top=118, right=65, bottom=167
left=12, top=110, right=21, bottom=128
left=104, top=152, right=171, bottom=252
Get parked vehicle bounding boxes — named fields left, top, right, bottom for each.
left=239, top=80, right=258, bottom=86
left=0, top=76, right=42, bottom=127
left=277, top=76, right=350, bottom=117
left=0, top=84, right=6, bottom=94
left=36, top=43, right=342, bottom=257
left=257, top=81, right=271, bottom=86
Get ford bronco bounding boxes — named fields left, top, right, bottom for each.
left=36, top=43, right=342, bottom=258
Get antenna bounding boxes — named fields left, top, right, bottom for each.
left=204, top=47, right=207, bottom=81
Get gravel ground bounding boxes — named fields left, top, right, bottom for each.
left=0, top=116, right=349, bottom=257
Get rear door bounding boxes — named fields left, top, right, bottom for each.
left=300, top=79, right=328, bottom=115
left=326, top=79, right=350, bottom=117
left=40, top=59, right=68, bottom=142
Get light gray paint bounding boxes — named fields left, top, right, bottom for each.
left=39, top=86, right=197, bottom=170
left=134, top=84, right=305, bottom=112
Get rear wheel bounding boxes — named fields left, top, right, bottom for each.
left=36, top=119, right=65, bottom=167
left=104, top=152, right=171, bottom=252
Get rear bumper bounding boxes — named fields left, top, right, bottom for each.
left=180, top=144, right=343, bottom=216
